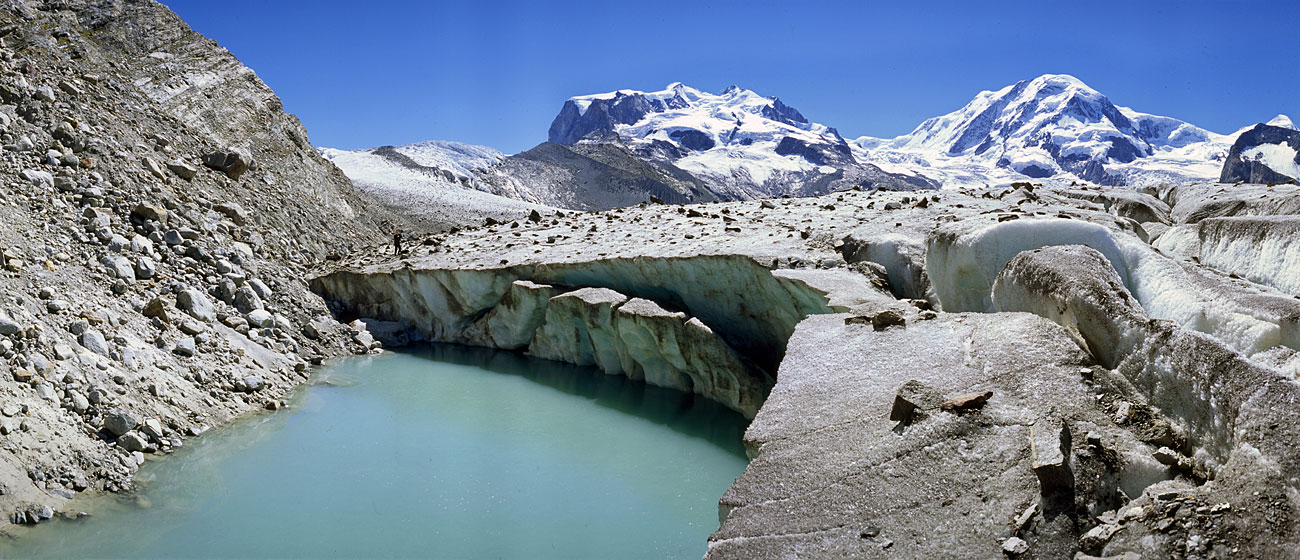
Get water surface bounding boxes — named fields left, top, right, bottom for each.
left=0, top=345, right=750, bottom=559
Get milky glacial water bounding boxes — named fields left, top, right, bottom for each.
left=0, top=344, right=750, bottom=559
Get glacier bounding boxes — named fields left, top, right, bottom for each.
left=312, top=153, right=1300, bottom=558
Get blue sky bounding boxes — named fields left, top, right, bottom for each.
left=161, top=0, right=1300, bottom=154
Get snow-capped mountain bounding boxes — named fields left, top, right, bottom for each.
left=319, top=141, right=550, bottom=229
left=855, top=74, right=1293, bottom=187
left=1220, top=123, right=1300, bottom=183
left=322, top=75, right=1296, bottom=227
left=548, top=82, right=936, bottom=197
left=321, top=138, right=717, bottom=219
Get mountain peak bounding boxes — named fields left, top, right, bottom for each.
left=1028, top=73, right=1090, bottom=88
left=1267, top=114, right=1297, bottom=130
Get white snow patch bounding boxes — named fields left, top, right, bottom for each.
left=1242, top=144, right=1300, bottom=179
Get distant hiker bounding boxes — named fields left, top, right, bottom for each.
left=393, top=231, right=403, bottom=255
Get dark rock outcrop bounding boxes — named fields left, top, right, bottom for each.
left=1220, top=124, right=1300, bottom=184
left=773, top=136, right=855, bottom=167
left=548, top=90, right=689, bottom=145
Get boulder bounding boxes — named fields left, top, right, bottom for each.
left=0, top=314, right=20, bottom=336
left=131, top=203, right=169, bottom=225
left=173, top=337, right=196, bottom=357
left=214, top=202, right=250, bottom=225
left=204, top=148, right=252, bottom=180
left=104, top=409, right=138, bottom=436
left=118, top=431, right=148, bottom=452
left=242, top=375, right=265, bottom=392
left=102, top=255, right=135, bottom=282
left=176, top=288, right=216, bottom=322
left=232, top=285, right=263, bottom=313
left=246, top=309, right=274, bottom=328
left=142, top=297, right=170, bottom=322
left=78, top=329, right=110, bottom=356
left=166, top=160, right=198, bottom=180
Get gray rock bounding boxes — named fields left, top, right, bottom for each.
left=118, top=431, right=148, bottom=452
left=134, top=257, right=157, bottom=279
left=141, top=418, right=165, bottom=440
left=121, top=347, right=140, bottom=370
left=35, top=381, right=56, bottom=401
left=19, top=169, right=53, bottom=187
left=57, top=80, right=82, bottom=96
left=104, top=409, right=138, bottom=436
left=271, top=314, right=292, bottom=331
left=53, top=344, right=75, bottom=360
left=162, top=230, right=184, bottom=245
left=214, top=202, right=250, bottom=225
left=69, top=391, right=89, bottom=413
left=78, top=329, right=110, bottom=356
left=246, top=309, right=273, bottom=328
left=167, top=160, right=198, bottom=180
left=130, top=235, right=154, bottom=254
left=1001, top=536, right=1028, bottom=556
left=0, top=314, right=20, bottom=336
left=1029, top=413, right=1073, bottom=494
left=142, top=157, right=167, bottom=180
left=33, top=85, right=56, bottom=102
left=173, top=337, right=196, bottom=357
left=204, top=149, right=252, bottom=180
left=216, top=278, right=238, bottom=303
left=108, top=234, right=131, bottom=252
left=247, top=278, right=273, bottom=299
left=242, top=375, right=266, bottom=392
left=102, top=255, right=135, bottom=282
left=176, top=288, right=216, bottom=322
left=302, top=321, right=322, bottom=339
left=1078, top=523, right=1122, bottom=553
left=232, top=285, right=263, bottom=313
left=83, top=208, right=111, bottom=229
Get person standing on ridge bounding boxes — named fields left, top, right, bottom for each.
left=393, top=230, right=403, bottom=256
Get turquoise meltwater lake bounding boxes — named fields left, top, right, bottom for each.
left=0, top=344, right=751, bottom=559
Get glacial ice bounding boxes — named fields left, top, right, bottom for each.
left=991, top=244, right=1300, bottom=466
left=311, top=255, right=851, bottom=417
left=923, top=215, right=1299, bottom=364
left=1154, top=216, right=1300, bottom=298
left=926, top=218, right=1131, bottom=313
